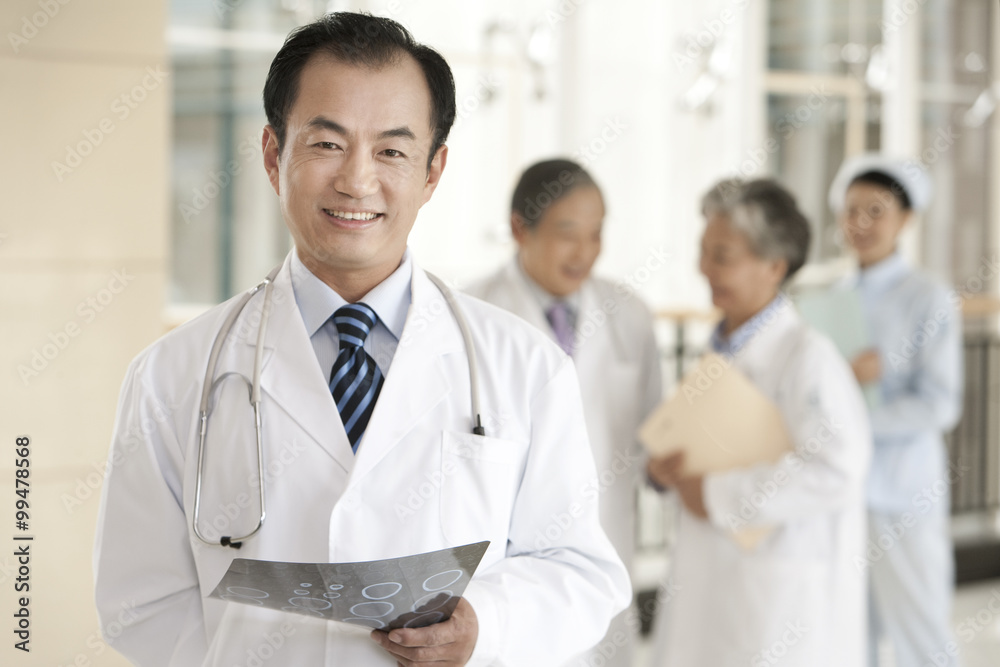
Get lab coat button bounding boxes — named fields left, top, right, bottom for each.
left=341, top=493, right=359, bottom=511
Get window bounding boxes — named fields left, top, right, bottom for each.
left=169, top=0, right=307, bottom=305
left=763, top=0, right=998, bottom=289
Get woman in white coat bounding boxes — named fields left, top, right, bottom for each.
left=647, top=179, right=871, bottom=666
left=467, top=158, right=662, bottom=667
left=829, top=155, right=963, bottom=667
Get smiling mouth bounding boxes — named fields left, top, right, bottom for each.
left=323, top=209, right=384, bottom=222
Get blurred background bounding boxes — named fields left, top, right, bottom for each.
left=1, top=0, right=999, bottom=664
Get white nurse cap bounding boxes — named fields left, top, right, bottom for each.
left=828, top=153, right=933, bottom=213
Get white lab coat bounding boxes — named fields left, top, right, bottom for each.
left=649, top=300, right=871, bottom=667
left=93, top=252, right=630, bottom=667
left=467, top=259, right=662, bottom=667
left=467, top=259, right=662, bottom=570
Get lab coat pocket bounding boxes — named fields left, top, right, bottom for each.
left=438, top=430, right=528, bottom=555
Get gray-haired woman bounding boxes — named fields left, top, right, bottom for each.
left=647, top=178, right=872, bottom=666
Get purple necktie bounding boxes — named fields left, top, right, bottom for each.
left=545, top=302, right=575, bottom=356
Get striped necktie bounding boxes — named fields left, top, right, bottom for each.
left=329, top=303, right=384, bottom=453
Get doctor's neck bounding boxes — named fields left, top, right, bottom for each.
left=721, top=291, right=779, bottom=336
left=721, top=311, right=754, bottom=337
left=857, top=245, right=898, bottom=270
left=297, top=248, right=403, bottom=303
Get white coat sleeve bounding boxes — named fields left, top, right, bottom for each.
left=639, top=311, right=664, bottom=422
left=870, top=289, right=963, bottom=436
left=702, top=340, right=871, bottom=530
left=93, top=357, right=207, bottom=666
left=636, top=304, right=663, bottom=492
left=461, top=359, right=631, bottom=666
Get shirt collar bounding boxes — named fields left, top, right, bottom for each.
left=515, top=255, right=582, bottom=314
left=710, top=294, right=788, bottom=357
left=290, top=248, right=412, bottom=341
left=856, top=251, right=909, bottom=294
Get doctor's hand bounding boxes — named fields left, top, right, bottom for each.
left=647, top=452, right=708, bottom=520
left=370, top=596, right=478, bottom=666
left=850, top=349, right=882, bottom=385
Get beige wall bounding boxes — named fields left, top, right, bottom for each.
left=1, top=1, right=168, bottom=665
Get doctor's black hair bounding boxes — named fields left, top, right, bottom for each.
left=263, top=12, right=456, bottom=170
left=849, top=170, right=913, bottom=210
left=511, top=158, right=600, bottom=229
left=702, top=178, right=812, bottom=282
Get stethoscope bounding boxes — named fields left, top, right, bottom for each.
left=192, top=267, right=486, bottom=549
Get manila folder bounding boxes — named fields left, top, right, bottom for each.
left=638, top=354, right=793, bottom=550
left=639, top=353, right=793, bottom=476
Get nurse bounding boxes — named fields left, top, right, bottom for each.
left=467, top=158, right=662, bottom=667
left=829, top=154, right=963, bottom=667
left=647, top=178, right=871, bottom=666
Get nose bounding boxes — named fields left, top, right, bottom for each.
left=333, top=150, right=379, bottom=200
left=569, top=240, right=589, bottom=265
left=844, top=215, right=869, bottom=242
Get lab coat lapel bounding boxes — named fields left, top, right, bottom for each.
left=728, top=296, right=800, bottom=386
left=347, top=264, right=458, bottom=484
left=253, top=257, right=356, bottom=475
left=500, top=259, right=560, bottom=346
left=572, top=278, right=618, bottom=370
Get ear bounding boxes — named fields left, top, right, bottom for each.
left=510, top=212, right=530, bottom=246
left=421, top=144, right=448, bottom=204
left=769, top=257, right=789, bottom=288
left=898, top=208, right=914, bottom=231
left=262, top=125, right=281, bottom=196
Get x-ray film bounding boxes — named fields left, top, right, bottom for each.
left=208, top=541, right=489, bottom=630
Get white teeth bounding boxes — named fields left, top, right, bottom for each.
left=328, top=210, right=378, bottom=221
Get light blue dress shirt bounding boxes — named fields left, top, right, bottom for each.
left=709, top=294, right=790, bottom=358
left=289, top=249, right=412, bottom=382
left=848, top=252, right=963, bottom=511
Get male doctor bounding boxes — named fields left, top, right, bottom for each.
left=93, top=12, right=628, bottom=667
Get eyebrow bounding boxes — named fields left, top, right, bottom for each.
left=555, top=219, right=602, bottom=229
left=305, top=116, right=417, bottom=142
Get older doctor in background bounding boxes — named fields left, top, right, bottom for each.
left=829, top=155, right=963, bottom=667
left=93, top=13, right=629, bottom=666
left=647, top=179, right=871, bottom=666
left=467, top=158, right=662, bottom=667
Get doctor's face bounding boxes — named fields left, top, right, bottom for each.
left=840, top=182, right=910, bottom=268
left=514, top=186, right=604, bottom=298
left=263, top=54, right=446, bottom=288
left=699, top=215, right=785, bottom=332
